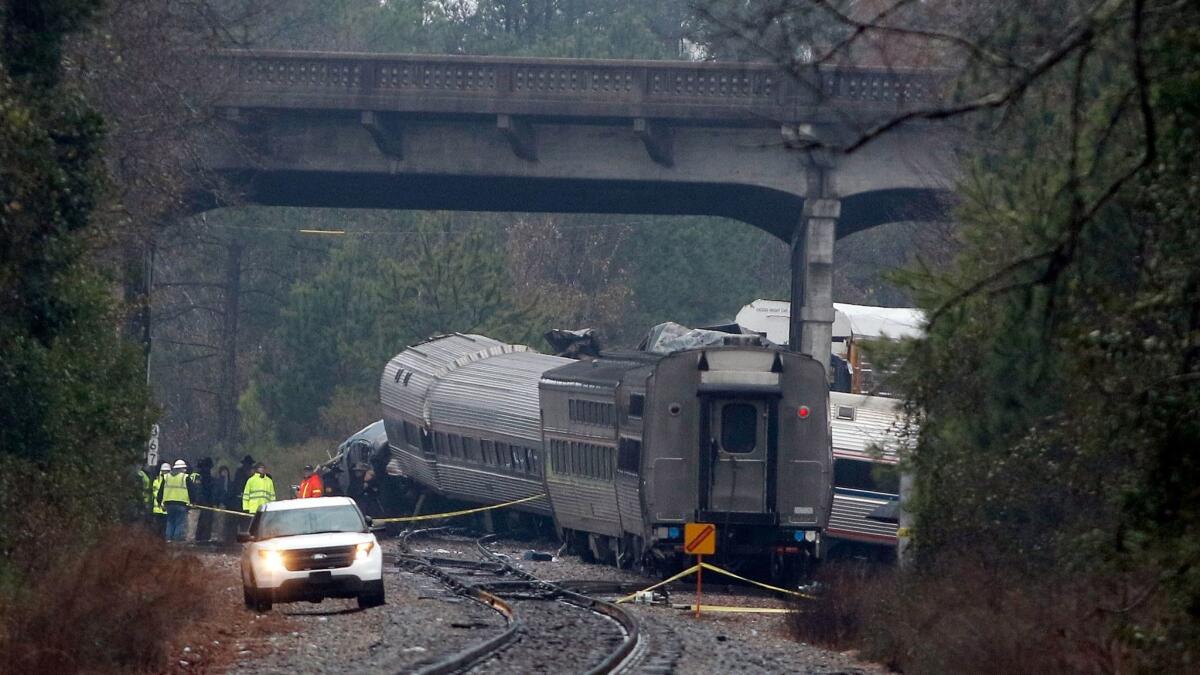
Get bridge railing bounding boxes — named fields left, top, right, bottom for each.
left=211, top=50, right=943, bottom=124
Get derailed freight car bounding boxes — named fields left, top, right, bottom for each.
left=378, top=333, right=832, bottom=581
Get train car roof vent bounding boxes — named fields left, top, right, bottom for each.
left=836, top=405, right=856, bottom=421
left=771, top=352, right=784, bottom=373
left=697, top=352, right=709, bottom=371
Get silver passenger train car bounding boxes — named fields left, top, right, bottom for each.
left=827, top=391, right=906, bottom=560
left=379, top=333, right=832, bottom=578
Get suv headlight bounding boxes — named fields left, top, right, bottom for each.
left=259, top=549, right=285, bottom=572
left=355, top=541, right=375, bottom=561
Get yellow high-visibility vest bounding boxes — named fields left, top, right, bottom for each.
left=152, top=475, right=167, bottom=514
left=161, top=471, right=191, bottom=505
left=242, top=473, right=275, bottom=513
left=140, top=472, right=152, bottom=507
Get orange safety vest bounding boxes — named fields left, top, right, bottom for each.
left=298, top=473, right=324, bottom=498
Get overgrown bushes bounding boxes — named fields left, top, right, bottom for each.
left=0, top=528, right=217, bottom=673
left=794, top=557, right=1177, bottom=674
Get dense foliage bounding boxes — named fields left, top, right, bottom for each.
left=879, top=8, right=1200, bottom=670
left=0, top=0, right=152, bottom=573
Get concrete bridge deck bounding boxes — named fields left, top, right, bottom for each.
left=199, top=50, right=958, bottom=370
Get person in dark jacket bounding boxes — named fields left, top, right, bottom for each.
left=322, top=465, right=344, bottom=497
left=193, top=457, right=216, bottom=542
left=213, top=465, right=230, bottom=507
left=223, top=455, right=255, bottom=542
left=229, top=455, right=255, bottom=510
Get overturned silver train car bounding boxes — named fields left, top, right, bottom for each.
left=377, top=332, right=832, bottom=581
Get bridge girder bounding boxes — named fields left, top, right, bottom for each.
left=197, top=50, right=960, bottom=371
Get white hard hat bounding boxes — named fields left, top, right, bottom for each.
left=173, top=459, right=187, bottom=470
left=159, top=462, right=170, bottom=472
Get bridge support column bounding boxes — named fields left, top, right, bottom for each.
left=789, top=199, right=839, bottom=379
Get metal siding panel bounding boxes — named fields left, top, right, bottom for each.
left=546, top=475, right=622, bottom=536
left=615, top=474, right=644, bottom=535
left=828, top=493, right=899, bottom=541
left=829, top=392, right=908, bottom=461
left=428, top=351, right=570, bottom=443
left=437, top=462, right=552, bottom=515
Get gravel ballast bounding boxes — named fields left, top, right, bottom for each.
left=208, top=534, right=887, bottom=674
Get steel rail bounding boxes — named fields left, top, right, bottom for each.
left=474, top=535, right=644, bottom=675
left=391, top=528, right=521, bottom=675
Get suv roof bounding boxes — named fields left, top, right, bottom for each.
left=260, top=496, right=358, bottom=512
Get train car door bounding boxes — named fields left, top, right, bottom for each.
left=705, top=399, right=770, bottom=513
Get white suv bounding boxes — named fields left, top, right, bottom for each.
left=238, top=497, right=384, bottom=612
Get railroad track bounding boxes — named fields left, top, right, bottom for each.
left=389, top=528, right=650, bottom=675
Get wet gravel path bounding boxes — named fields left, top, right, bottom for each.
left=210, top=534, right=889, bottom=674
left=401, top=532, right=632, bottom=674
left=469, top=597, right=624, bottom=674
left=215, top=549, right=507, bottom=674
left=470, top=537, right=887, bottom=675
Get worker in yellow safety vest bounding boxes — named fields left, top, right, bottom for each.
left=242, top=462, right=276, bottom=514
left=159, top=459, right=192, bottom=542
left=152, top=462, right=170, bottom=538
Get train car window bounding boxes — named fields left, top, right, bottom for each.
left=629, top=393, right=645, bottom=418
left=480, top=439, right=493, bottom=465
left=617, top=438, right=641, bottom=472
left=434, top=432, right=447, bottom=455
left=834, top=459, right=901, bottom=494
left=528, top=448, right=541, bottom=476
left=448, top=434, right=459, bottom=458
left=568, top=399, right=577, bottom=421
left=463, top=436, right=477, bottom=462
left=720, top=403, right=758, bottom=453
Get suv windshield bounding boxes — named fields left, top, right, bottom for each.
left=253, top=504, right=365, bottom=539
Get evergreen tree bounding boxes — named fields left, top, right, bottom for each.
left=0, top=0, right=153, bottom=572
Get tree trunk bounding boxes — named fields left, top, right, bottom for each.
left=122, top=240, right=153, bottom=381
left=219, top=238, right=243, bottom=452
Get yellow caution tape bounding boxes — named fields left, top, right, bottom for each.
left=615, top=564, right=701, bottom=604
left=187, top=504, right=252, bottom=518
left=616, top=561, right=815, bottom=603
left=699, top=562, right=816, bottom=600
left=675, top=604, right=797, bottom=614
left=374, top=493, right=548, bottom=524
